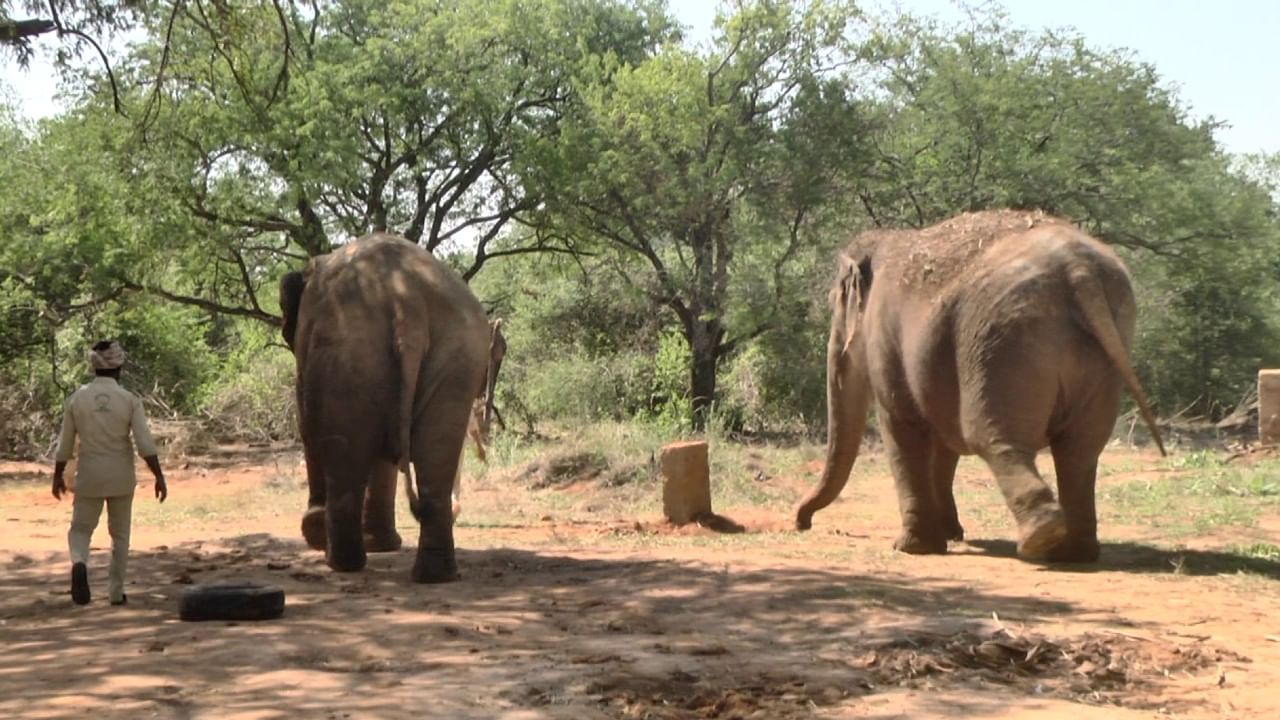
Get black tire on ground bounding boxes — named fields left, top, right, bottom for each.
left=179, top=582, right=286, bottom=621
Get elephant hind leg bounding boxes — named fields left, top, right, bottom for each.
left=1046, top=447, right=1100, bottom=563
left=321, top=441, right=375, bottom=573
left=300, top=436, right=327, bottom=551
left=883, top=410, right=948, bottom=555
left=363, top=461, right=402, bottom=552
left=409, top=391, right=476, bottom=584
left=982, top=447, right=1066, bottom=560
left=1046, top=431, right=1112, bottom=563
left=1045, top=378, right=1121, bottom=563
left=931, top=441, right=963, bottom=542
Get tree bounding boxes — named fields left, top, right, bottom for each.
left=1, top=1, right=140, bottom=61
left=2, top=0, right=152, bottom=114
left=541, top=0, right=870, bottom=428
left=48, top=0, right=675, bottom=321
left=853, top=9, right=1280, bottom=417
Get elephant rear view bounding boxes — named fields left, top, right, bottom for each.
left=795, top=210, right=1164, bottom=563
left=280, top=233, right=489, bottom=583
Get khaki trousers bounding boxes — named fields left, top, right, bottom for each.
left=68, top=492, right=134, bottom=602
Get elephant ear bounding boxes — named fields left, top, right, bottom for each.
left=279, top=270, right=307, bottom=351
left=833, top=252, right=873, bottom=353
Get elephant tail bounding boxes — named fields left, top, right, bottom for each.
left=1068, top=268, right=1167, bottom=456
left=396, top=329, right=428, bottom=523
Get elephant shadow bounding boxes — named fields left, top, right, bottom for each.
left=964, top=538, right=1280, bottom=580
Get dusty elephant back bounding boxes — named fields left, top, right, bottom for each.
left=290, top=233, right=490, bottom=459
left=840, top=209, right=1079, bottom=296
left=298, top=233, right=488, bottom=359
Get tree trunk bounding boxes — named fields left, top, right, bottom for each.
left=688, top=319, right=723, bottom=432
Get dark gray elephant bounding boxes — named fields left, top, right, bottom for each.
left=794, top=210, right=1165, bottom=562
left=280, top=232, right=489, bottom=583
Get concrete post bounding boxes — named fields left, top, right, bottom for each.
left=660, top=440, right=712, bottom=524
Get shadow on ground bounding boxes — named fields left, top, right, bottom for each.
left=0, top=533, right=1086, bottom=719
left=964, top=538, right=1280, bottom=579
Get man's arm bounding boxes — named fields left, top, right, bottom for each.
left=130, top=396, right=167, bottom=502
left=52, top=400, right=76, bottom=500
left=144, top=455, right=167, bottom=503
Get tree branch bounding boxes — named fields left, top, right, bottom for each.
left=47, top=2, right=125, bottom=115
left=121, top=280, right=280, bottom=325
left=0, top=18, right=56, bottom=42
left=139, top=0, right=185, bottom=132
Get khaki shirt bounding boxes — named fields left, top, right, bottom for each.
left=55, top=377, right=158, bottom=498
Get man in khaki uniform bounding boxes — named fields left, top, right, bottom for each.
left=51, top=341, right=168, bottom=606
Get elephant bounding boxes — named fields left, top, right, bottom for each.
left=279, top=232, right=490, bottom=583
left=451, top=317, right=507, bottom=522
left=794, top=209, right=1165, bottom=562
left=478, top=317, right=507, bottom=444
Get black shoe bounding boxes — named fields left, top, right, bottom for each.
left=110, top=594, right=127, bottom=606
left=71, top=563, right=90, bottom=605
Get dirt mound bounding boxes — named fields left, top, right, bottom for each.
left=855, top=628, right=1249, bottom=709
left=516, top=450, right=611, bottom=489
left=514, top=449, right=655, bottom=490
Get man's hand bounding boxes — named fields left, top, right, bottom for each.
left=143, top=455, right=167, bottom=503
left=52, top=460, right=68, bottom=500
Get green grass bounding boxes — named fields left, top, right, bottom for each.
left=468, top=421, right=828, bottom=523
left=1227, top=542, right=1280, bottom=561
left=130, top=471, right=306, bottom=530
left=1099, top=458, right=1280, bottom=536
left=9, top=428, right=1275, bottom=562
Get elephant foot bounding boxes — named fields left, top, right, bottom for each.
left=363, top=531, right=403, bottom=553
left=893, top=529, right=948, bottom=555
left=942, top=518, right=965, bottom=542
left=412, top=548, right=460, bottom=584
left=1016, top=505, right=1069, bottom=561
left=301, top=506, right=327, bottom=552
left=327, top=550, right=368, bottom=573
left=1047, top=535, right=1101, bottom=563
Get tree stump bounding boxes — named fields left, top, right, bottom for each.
left=660, top=440, right=712, bottom=525
left=1261, top=370, right=1280, bottom=445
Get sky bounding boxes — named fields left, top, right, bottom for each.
left=3, top=0, right=1277, bottom=156
left=675, top=0, right=1279, bottom=157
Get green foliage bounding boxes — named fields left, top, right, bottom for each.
left=637, top=328, right=693, bottom=433
left=540, top=0, right=869, bottom=427
left=720, top=324, right=826, bottom=435
left=3, top=0, right=1280, bottom=457
left=196, top=322, right=297, bottom=443
left=852, top=9, right=1280, bottom=419
left=93, top=301, right=218, bottom=413
left=472, top=249, right=674, bottom=430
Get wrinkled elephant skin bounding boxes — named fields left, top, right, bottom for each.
left=280, top=233, right=489, bottom=582
left=795, top=210, right=1164, bottom=563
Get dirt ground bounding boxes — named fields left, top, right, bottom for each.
left=1, top=443, right=1277, bottom=720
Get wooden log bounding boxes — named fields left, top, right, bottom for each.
left=1261, top=369, right=1280, bottom=445
left=660, top=440, right=712, bottom=525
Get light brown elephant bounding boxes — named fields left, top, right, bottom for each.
left=479, top=317, right=507, bottom=443
left=279, top=233, right=489, bottom=583
left=451, top=317, right=506, bottom=522
left=794, top=210, right=1165, bottom=562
